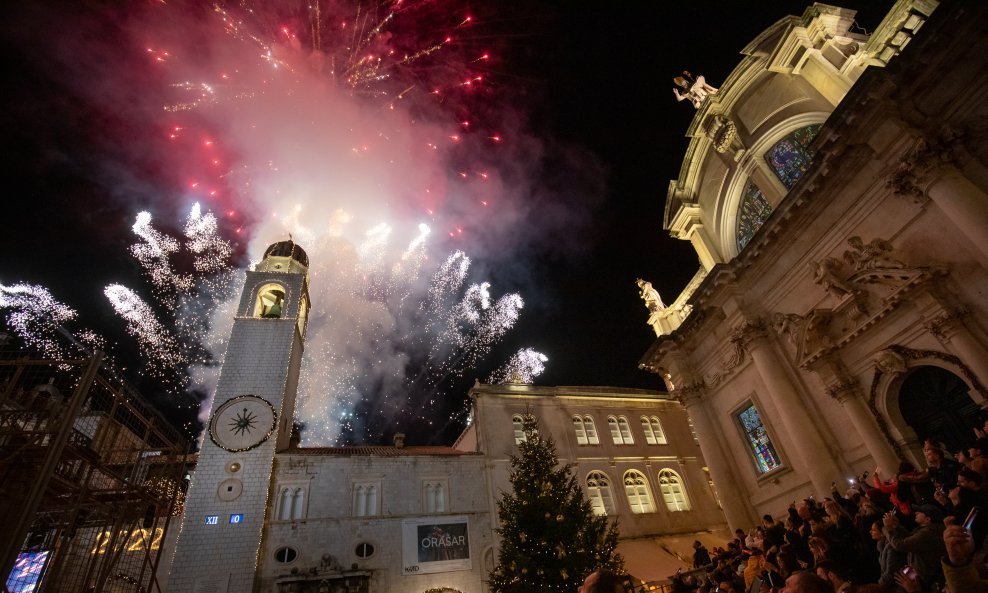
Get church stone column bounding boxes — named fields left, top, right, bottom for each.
left=890, top=141, right=988, bottom=266
left=925, top=307, right=988, bottom=389
left=826, top=381, right=901, bottom=475
left=675, top=382, right=756, bottom=531
left=736, top=320, right=842, bottom=496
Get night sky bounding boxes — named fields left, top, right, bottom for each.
left=0, top=1, right=887, bottom=444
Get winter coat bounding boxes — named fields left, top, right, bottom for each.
left=884, top=521, right=947, bottom=587
left=875, top=539, right=907, bottom=589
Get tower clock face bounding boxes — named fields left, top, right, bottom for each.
left=208, top=395, right=278, bottom=452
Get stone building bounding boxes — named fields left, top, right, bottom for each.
left=461, top=383, right=728, bottom=582
left=167, top=242, right=727, bottom=593
left=639, top=0, right=988, bottom=529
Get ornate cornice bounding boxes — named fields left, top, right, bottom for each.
left=825, top=378, right=859, bottom=404
left=733, top=318, right=769, bottom=348
left=674, top=381, right=707, bottom=408
left=885, top=132, right=960, bottom=201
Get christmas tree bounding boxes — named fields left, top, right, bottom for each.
left=489, top=413, right=623, bottom=593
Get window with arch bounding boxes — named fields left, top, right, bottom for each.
left=353, top=482, right=380, bottom=517
left=623, top=470, right=655, bottom=514
left=512, top=415, right=526, bottom=444
left=736, top=181, right=773, bottom=252
left=764, top=124, right=822, bottom=189
left=423, top=479, right=448, bottom=513
left=583, top=416, right=599, bottom=444
left=254, top=283, right=287, bottom=318
left=658, top=469, right=691, bottom=512
left=573, top=415, right=599, bottom=445
left=737, top=403, right=782, bottom=474
left=641, top=416, right=667, bottom=445
left=586, top=471, right=616, bottom=516
left=607, top=416, right=634, bottom=445
left=277, top=485, right=307, bottom=520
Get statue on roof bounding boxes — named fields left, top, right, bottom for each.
left=673, top=71, right=719, bottom=108
left=636, top=278, right=665, bottom=314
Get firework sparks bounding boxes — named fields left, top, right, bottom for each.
left=0, top=283, right=79, bottom=359
left=489, top=348, right=548, bottom=385
left=104, top=284, right=185, bottom=371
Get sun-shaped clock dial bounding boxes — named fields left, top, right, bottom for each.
left=209, top=395, right=277, bottom=452
left=229, top=408, right=258, bottom=436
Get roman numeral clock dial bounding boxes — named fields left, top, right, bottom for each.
left=208, top=395, right=277, bottom=452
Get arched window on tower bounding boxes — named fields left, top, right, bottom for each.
left=736, top=181, right=773, bottom=252
left=586, top=471, right=615, bottom=516
left=353, top=483, right=379, bottom=517
left=254, top=283, right=287, bottom=319
left=658, top=469, right=691, bottom=512
left=623, top=470, right=655, bottom=514
left=764, top=124, right=822, bottom=190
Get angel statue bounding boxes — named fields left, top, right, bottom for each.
left=843, top=236, right=906, bottom=271
left=673, top=71, right=719, bottom=108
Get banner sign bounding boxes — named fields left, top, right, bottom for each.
left=401, top=516, right=471, bottom=575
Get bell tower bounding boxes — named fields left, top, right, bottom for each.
left=169, top=241, right=310, bottom=593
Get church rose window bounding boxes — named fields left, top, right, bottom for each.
left=736, top=182, right=773, bottom=251
left=736, top=403, right=781, bottom=474
left=764, top=124, right=822, bottom=189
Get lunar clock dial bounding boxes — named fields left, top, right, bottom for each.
left=208, top=395, right=277, bottom=452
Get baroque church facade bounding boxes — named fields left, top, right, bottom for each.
left=639, top=0, right=988, bottom=529
left=166, top=242, right=726, bottom=593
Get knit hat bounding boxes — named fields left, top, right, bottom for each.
left=913, top=504, right=945, bottom=523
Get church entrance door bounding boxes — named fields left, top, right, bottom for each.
left=898, top=365, right=980, bottom=453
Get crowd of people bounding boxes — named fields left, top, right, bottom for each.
left=668, top=426, right=988, bottom=593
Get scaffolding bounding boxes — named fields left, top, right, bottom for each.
left=0, top=349, right=190, bottom=593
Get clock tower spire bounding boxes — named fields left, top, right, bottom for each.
left=169, top=240, right=310, bottom=593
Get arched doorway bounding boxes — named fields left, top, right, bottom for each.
left=898, top=366, right=981, bottom=453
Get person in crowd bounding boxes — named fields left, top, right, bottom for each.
left=763, top=514, right=787, bottom=550
left=872, top=462, right=920, bottom=515
left=899, top=440, right=959, bottom=503
left=941, top=517, right=988, bottom=592
left=744, top=548, right=764, bottom=590
left=780, top=571, right=832, bottom=593
left=966, top=437, right=988, bottom=484
left=869, top=519, right=906, bottom=590
left=577, top=570, right=625, bottom=593
left=882, top=504, right=947, bottom=588
left=693, top=539, right=711, bottom=569
left=815, top=560, right=855, bottom=593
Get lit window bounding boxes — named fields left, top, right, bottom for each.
left=736, top=181, right=773, bottom=251
left=623, top=470, right=655, bottom=514
left=512, top=415, right=526, bottom=444
left=641, top=416, right=667, bottom=445
left=353, top=482, right=379, bottom=517
left=277, top=485, right=307, bottom=520
left=424, top=480, right=447, bottom=513
left=607, top=416, right=621, bottom=444
left=586, top=471, right=616, bottom=516
left=617, top=417, right=634, bottom=444
left=584, top=416, right=599, bottom=445
left=764, top=124, right=822, bottom=189
left=573, top=416, right=588, bottom=445
left=736, top=403, right=782, bottom=474
left=658, top=469, right=691, bottom=512
left=254, top=283, right=287, bottom=318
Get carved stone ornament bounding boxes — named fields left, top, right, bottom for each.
left=810, top=257, right=857, bottom=300
left=924, top=307, right=969, bottom=342
left=674, top=381, right=707, bottom=407
left=706, top=114, right=738, bottom=153
left=843, top=236, right=906, bottom=273
left=873, top=348, right=907, bottom=377
left=826, top=379, right=859, bottom=404
left=705, top=336, right=747, bottom=387
left=885, top=133, right=959, bottom=201
left=772, top=312, right=805, bottom=347
left=733, top=318, right=769, bottom=347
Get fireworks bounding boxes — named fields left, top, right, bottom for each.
left=2, top=0, right=554, bottom=445
left=0, top=283, right=78, bottom=359
left=489, top=348, right=549, bottom=385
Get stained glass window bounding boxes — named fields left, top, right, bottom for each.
left=764, top=124, right=822, bottom=189
left=737, top=403, right=781, bottom=474
left=736, top=182, right=773, bottom=251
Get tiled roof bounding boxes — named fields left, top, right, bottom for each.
left=285, top=445, right=478, bottom=457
